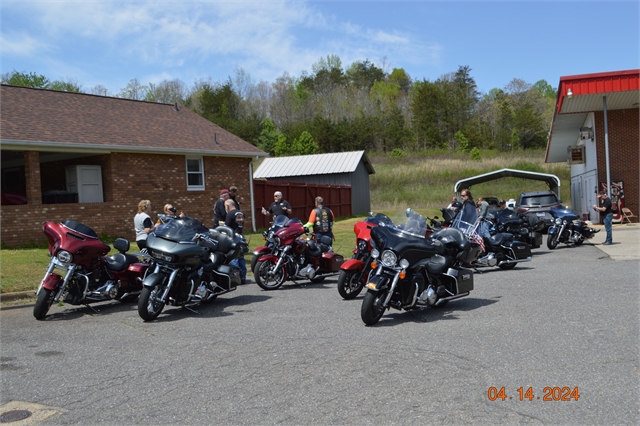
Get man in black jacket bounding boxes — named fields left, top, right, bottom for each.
left=593, top=191, right=613, bottom=245
left=214, top=189, right=230, bottom=227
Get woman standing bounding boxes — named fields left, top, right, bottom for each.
left=134, top=199, right=156, bottom=250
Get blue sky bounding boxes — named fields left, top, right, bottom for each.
left=1, top=0, right=638, bottom=96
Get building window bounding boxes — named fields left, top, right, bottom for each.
left=186, top=157, right=204, bottom=190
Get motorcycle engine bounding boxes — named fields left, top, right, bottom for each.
left=476, top=252, right=497, bottom=267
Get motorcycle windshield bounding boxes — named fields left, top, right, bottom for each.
left=365, top=213, right=393, bottom=226
left=285, top=217, right=303, bottom=226
left=452, top=202, right=478, bottom=234
left=154, top=217, right=209, bottom=242
left=271, top=215, right=289, bottom=228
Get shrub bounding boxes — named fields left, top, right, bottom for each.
left=469, top=147, right=482, bottom=161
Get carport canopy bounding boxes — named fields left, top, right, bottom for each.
left=454, top=168, right=561, bottom=198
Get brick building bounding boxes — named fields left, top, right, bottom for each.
left=545, top=69, right=639, bottom=223
left=0, top=85, right=266, bottom=247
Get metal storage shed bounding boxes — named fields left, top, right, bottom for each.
left=253, top=151, right=375, bottom=215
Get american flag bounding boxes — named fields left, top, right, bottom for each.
left=471, top=230, right=485, bottom=253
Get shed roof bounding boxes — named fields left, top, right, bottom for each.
left=0, top=84, right=266, bottom=158
left=545, top=69, right=639, bottom=163
left=253, top=151, right=375, bottom=178
left=454, top=168, right=561, bottom=198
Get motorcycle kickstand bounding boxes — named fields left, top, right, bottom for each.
left=84, top=304, right=100, bottom=314
left=182, top=305, right=201, bottom=315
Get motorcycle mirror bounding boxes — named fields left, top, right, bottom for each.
left=406, top=208, right=413, bottom=217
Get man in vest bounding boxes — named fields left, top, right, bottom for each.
left=224, top=199, right=247, bottom=284
left=304, top=196, right=335, bottom=241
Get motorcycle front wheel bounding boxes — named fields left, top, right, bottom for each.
left=361, top=291, right=386, bottom=326
left=337, top=269, right=364, bottom=300
left=574, top=235, right=585, bottom=246
left=138, top=286, right=166, bottom=321
left=546, top=233, right=559, bottom=250
left=33, top=288, right=54, bottom=320
left=250, top=254, right=260, bottom=275
left=255, top=260, right=285, bottom=290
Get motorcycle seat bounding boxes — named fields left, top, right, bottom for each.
left=487, top=233, right=512, bottom=245
left=105, top=253, right=136, bottom=271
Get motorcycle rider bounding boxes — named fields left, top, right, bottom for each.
left=262, top=191, right=292, bottom=217
left=224, top=199, right=247, bottom=283
left=476, top=197, right=491, bottom=240
left=304, top=196, right=335, bottom=241
left=214, top=189, right=230, bottom=227
left=134, top=199, right=156, bottom=250
left=593, top=191, right=613, bottom=245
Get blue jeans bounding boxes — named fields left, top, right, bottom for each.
left=604, top=213, right=613, bottom=243
left=231, top=257, right=247, bottom=280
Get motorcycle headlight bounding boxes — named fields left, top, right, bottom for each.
left=399, top=259, right=410, bottom=269
left=380, top=250, right=397, bottom=267
left=57, top=250, right=73, bottom=264
left=555, top=218, right=562, bottom=225
left=150, top=250, right=174, bottom=263
left=371, top=248, right=380, bottom=259
left=266, top=231, right=275, bottom=242
left=357, top=239, right=368, bottom=251
left=273, top=236, right=280, bottom=248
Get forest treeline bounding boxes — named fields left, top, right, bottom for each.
left=2, top=55, right=558, bottom=156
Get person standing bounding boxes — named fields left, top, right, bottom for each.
left=134, top=199, right=156, bottom=250
left=214, top=189, right=230, bottom=227
left=304, top=196, right=335, bottom=241
left=476, top=197, right=491, bottom=239
left=261, top=191, right=292, bottom=217
left=229, top=185, right=244, bottom=210
left=224, top=199, right=247, bottom=283
left=593, top=191, right=613, bottom=245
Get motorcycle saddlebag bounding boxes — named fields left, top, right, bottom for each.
left=444, top=267, right=474, bottom=294
left=506, top=240, right=532, bottom=259
left=212, top=265, right=241, bottom=290
left=322, top=252, right=345, bottom=272
left=530, top=232, right=542, bottom=249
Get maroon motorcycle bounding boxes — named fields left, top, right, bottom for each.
left=34, top=220, right=149, bottom=320
left=253, top=218, right=344, bottom=290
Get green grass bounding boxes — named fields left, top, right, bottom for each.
left=0, top=149, right=568, bottom=294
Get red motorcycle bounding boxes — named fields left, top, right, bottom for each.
left=253, top=218, right=344, bottom=290
left=337, top=213, right=393, bottom=300
left=34, top=220, right=149, bottom=320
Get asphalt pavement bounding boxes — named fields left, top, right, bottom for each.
left=1, top=230, right=638, bottom=425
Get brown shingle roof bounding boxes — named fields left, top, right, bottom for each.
left=1, top=84, right=266, bottom=157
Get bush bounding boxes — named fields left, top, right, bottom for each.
left=390, top=148, right=406, bottom=157
left=469, top=147, right=482, bottom=161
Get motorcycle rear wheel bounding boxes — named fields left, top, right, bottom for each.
left=361, top=291, right=386, bottom=326
left=498, top=262, right=517, bottom=270
left=574, top=236, right=585, bottom=246
left=255, top=260, right=285, bottom=290
left=337, top=270, right=364, bottom=300
left=138, top=286, right=166, bottom=321
left=33, top=288, right=54, bottom=320
left=546, top=233, right=559, bottom=250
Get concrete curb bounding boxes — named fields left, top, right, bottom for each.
left=1, top=291, right=36, bottom=303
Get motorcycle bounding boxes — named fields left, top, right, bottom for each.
left=546, top=207, right=600, bottom=249
left=469, top=216, right=533, bottom=270
left=34, top=220, right=149, bottom=320
left=490, top=211, right=545, bottom=249
left=360, top=203, right=481, bottom=326
left=337, top=212, right=394, bottom=300
left=250, top=215, right=291, bottom=273
left=254, top=217, right=345, bottom=290
left=137, top=216, right=248, bottom=321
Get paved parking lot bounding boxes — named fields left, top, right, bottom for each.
left=1, top=234, right=638, bottom=425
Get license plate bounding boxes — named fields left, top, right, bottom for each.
left=536, top=213, right=546, bottom=217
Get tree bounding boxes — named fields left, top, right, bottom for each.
left=346, top=59, right=385, bottom=90
left=118, top=78, right=148, bottom=100
left=89, top=84, right=110, bottom=96
left=144, top=79, right=188, bottom=104
left=257, top=118, right=280, bottom=155
left=274, top=133, right=290, bottom=157
left=291, top=130, right=318, bottom=155
left=1, top=71, right=49, bottom=88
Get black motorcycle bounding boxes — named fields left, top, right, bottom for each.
left=360, top=204, right=481, bottom=326
left=491, top=211, right=545, bottom=249
left=467, top=212, right=533, bottom=270
left=546, top=207, right=600, bottom=249
left=138, top=216, right=248, bottom=321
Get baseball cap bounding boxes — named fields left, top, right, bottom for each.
left=220, top=189, right=230, bottom=195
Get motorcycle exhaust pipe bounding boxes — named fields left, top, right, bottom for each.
left=498, top=256, right=532, bottom=266
left=435, top=292, right=470, bottom=306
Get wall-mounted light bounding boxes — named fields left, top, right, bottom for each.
left=579, top=127, right=593, bottom=140
left=567, top=88, right=573, bottom=98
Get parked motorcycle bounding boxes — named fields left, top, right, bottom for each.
left=360, top=203, right=481, bottom=326
left=491, top=211, right=545, bottom=249
left=337, top=212, right=393, bottom=300
left=469, top=216, right=533, bottom=270
left=546, top=207, right=600, bottom=249
left=34, top=220, right=149, bottom=320
left=254, top=218, right=345, bottom=290
left=250, top=215, right=292, bottom=273
left=137, top=216, right=248, bottom=321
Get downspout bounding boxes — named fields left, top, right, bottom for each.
left=603, top=96, right=611, bottom=196
left=249, top=158, right=256, bottom=232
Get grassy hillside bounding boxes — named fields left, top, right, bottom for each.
left=368, top=148, right=570, bottom=210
